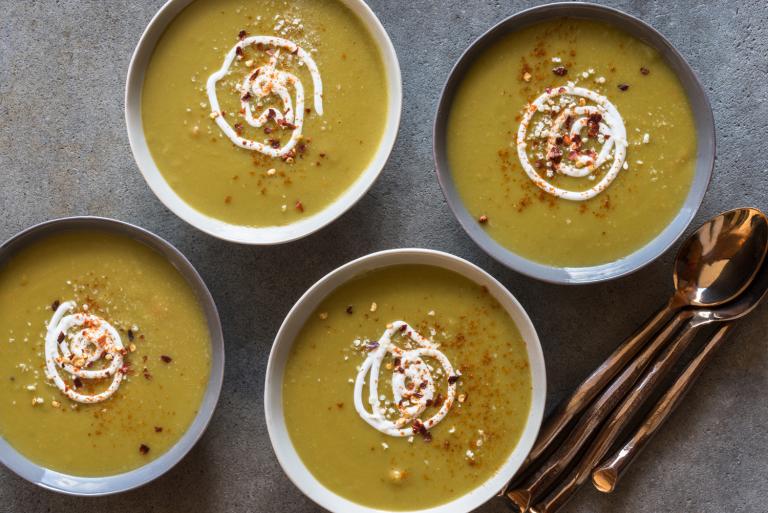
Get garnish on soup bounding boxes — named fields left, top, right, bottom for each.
left=206, top=36, right=323, bottom=158
left=45, top=301, right=126, bottom=404
left=353, top=321, right=458, bottom=436
left=516, top=85, right=627, bottom=201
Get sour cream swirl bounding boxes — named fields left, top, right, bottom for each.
left=44, top=301, right=126, bottom=404
left=354, top=321, right=458, bottom=437
left=206, top=36, right=323, bottom=158
left=516, top=85, right=628, bottom=201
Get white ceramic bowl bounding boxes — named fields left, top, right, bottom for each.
left=264, top=249, right=546, bottom=513
left=125, top=0, right=402, bottom=245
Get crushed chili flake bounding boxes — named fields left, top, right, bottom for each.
left=618, top=83, right=629, bottom=91
left=241, top=91, right=252, bottom=102
left=345, top=305, right=354, bottom=314
left=127, top=330, right=135, bottom=342
left=57, top=332, right=65, bottom=343
left=139, top=444, right=150, bottom=455
left=235, top=46, right=243, bottom=57
left=234, top=122, right=244, bottom=135
left=295, top=200, right=304, bottom=212
left=224, top=196, right=232, bottom=204
left=154, top=426, right=163, bottom=433
left=73, top=377, right=83, bottom=388
left=160, top=355, right=172, bottom=364
left=552, top=66, right=568, bottom=76
left=478, top=215, right=488, bottom=224
left=640, top=66, right=650, bottom=75
left=51, top=300, right=60, bottom=311
left=238, top=30, right=247, bottom=40
left=447, top=375, right=460, bottom=384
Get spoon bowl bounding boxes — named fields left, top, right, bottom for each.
left=673, top=207, right=768, bottom=308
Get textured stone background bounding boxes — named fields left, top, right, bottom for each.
left=0, top=0, right=766, bottom=512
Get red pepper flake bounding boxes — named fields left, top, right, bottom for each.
left=57, top=332, right=65, bottom=343
left=618, top=83, right=629, bottom=91
left=51, top=300, right=60, bottom=311
left=238, top=30, right=247, bottom=40
left=640, top=66, right=650, bottom=75
left=547, top=146, right=563, bottom=165
left=127, top=330, right=135, bottom=342
left=345, top=305, right=354, bottom=314
left=422, top=431, right=433, bottom=443
left=552, top=66, right=568, bottom=76
left=319, top=152, right=326, bottom=158
left=234, top=122, right=244, bottom=135
left=154, top=426, right=163, bottom=433
left=447, top=375, right=460, bottom=384
left=295, top=200, right=304, bottom=212
left=224, top=196, right=232, bottom=204
left=73, top=377, right=83, bottom=388
left=587, top=113, right=602, bottom=138
left=269, top=139, right=281, bottom=149
left=264, top=126, right=273, bottom=134
left=241, top=92, right=252, bottom=102
left=249, top=70, right=260, bottom=81
left=143, top=368, right=152, bottom=380
left=139, top=444, right=150, bottom=455
left=478, top=215, right=488, bottom=224
left=160, top=355, right=172, bottom=364
left=235, top=46, right=244, bottom=57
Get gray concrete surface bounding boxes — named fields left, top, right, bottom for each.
left=0, top=0, right=766, bottom=511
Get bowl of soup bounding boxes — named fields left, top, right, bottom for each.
left=0, top=217, right=224, bottom=495
left=434, top=2, right=715, bottom=284
left=265, top=249, right=546, bottom=512
left=126, top=0, right=402, bottom=244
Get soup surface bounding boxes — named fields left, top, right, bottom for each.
left=0, top=229, right=211, bottom=476
left=283, top=265, right=532, bottom=510
left=447, top=18, right=697, bottom=267
left=142, top=0, right=388, bottom=227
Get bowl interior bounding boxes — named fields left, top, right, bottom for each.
left=433, top=2, right=715, bottom=284
left=0, top=217, right=225, bottom=496
left=264, top=249, right=546, bottom=513
left=125, top=0, right=402, bottom=245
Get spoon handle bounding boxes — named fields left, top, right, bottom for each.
left=592, top=323, right=733, bottom=494
left=500, top=299, right=679, bottom=496
left=527, top=317, right=704, bottom=513
left=506, top=310, right=688, bottom=512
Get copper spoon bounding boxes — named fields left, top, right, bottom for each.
left=532, top=246, right=768, bottom=512
left=591, top=324, right=731, bottom=493
left=502, top=207, right=768, bottom=507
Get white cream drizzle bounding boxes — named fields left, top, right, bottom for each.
left=354, top=321, right=458, bottom=437
left=44, top=301, right=125, bottom=404
left=206, top=36, right=323, bottom=158
left=516, top=85, right=628, bottom=201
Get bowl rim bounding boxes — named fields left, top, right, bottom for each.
left=125, top=0, right=402, bottom=245
left=433, top=1, right=716, bottom=285
left=264, top=248, right=546, bottom=513
left=0, top=216, right=225, bottom=496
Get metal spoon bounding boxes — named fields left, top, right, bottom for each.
left=591, top=324, right=731, bottom=493
left=502, top=207, right=768, bottom=505
left=531, top=249, right=768, bottom=512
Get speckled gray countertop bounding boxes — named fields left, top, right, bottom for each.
left=0, top=0, right=766, bottom=512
